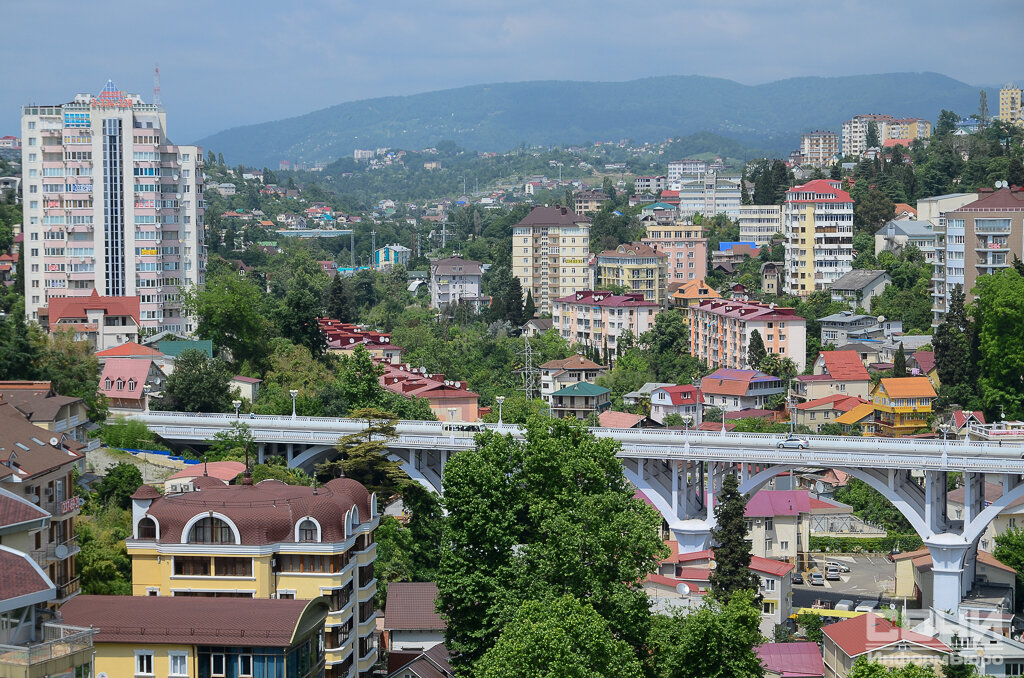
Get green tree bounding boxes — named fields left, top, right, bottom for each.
left=36, top=328, right=108, bottom=422
left=648, top=589, right=765, bottom=678
left=437, top=416, right=666, bottom=670
left=206, top=422, right=255, bottom=462
left=973, top=268, right=1024, bottom=420
left=994, top=528, right=1024, bottom=611
left=893, top=342, right=907, bottom=377
left=523, top=291, right=536, bottom=321
left=183, top=271, right=274, bottom=369
left=375, top=515, right=415, bottom=608
left=1009, top=154, right=1024, bottom=188
left=835, top=478, right=912, bottom=533
left=942, top=659, right=979, bottom=677
left=477, top=595, right=644, bottom=678
left=818, top=422, right=845, bottom=436
left=866, top=121, right=880, bottom=149
left=747, top=329, right=767, bottom=370
left=324, top=274, right=355, bottom=323
left=76, top=505, right=133, bottom=595
left=933, top=286, right=976, bottom=391
left=99, top=419, right=168, bottom=451
left=855, top=188, right=895, bottom=233
left=93, top=462, right=144, bottom=511
left=662, top=413, right=686, bottom=427
left=796, top=612, right=826, bottom=644
left=276, top=258, right=327, bottom=357
left=156, top=349, right=233, bottom=413
left=316, top=408, right=406, bottom=495
left=710, top=473, right=762, bottom=601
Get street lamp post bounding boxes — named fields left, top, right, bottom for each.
left=495, top=396, right=505, bottom=425
left=289, top=389, right=299, bottom=419
left=143, top=385, right=152, bottom=414
left=232, top=399, right=241, bottom=419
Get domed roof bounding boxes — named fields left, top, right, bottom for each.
left=130, top=484, right=161, bottom=500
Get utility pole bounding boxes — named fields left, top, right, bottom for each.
left=371, top=229, right=377, bottom=259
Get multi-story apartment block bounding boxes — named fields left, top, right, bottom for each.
left=634, top=176, right=666, bottom=195
left=552, top=290, right=659, bottom=360
left=783, top=179, right=854, bottom=296
left=871, top=377, right=936, bottom=438
left=689, top=298, right=808, bottom=372
left=799, top=131, right=839, bottom=167
left=675, top=172, right=742, bottom=219
left=429, top=256, right=484, bottom=310
left=513, top=206, right=591, bottom=314
left=641, top=222, right=708, bottom=284
left=931, top=187, right=1024, bottom=325
left=574, top=190, right=610, bottom=214
left=998, top=84, right=1023, bottom=126
left=595, top=242, right=669, bottom=306
left=0, top=397, right=85, bottom=608
left=127, top=476, right=380, bottom=678
left=738, top=204, right=783, bottom=247
left=21, top=81, right=205, bottom=332
left=700, top=368, right=785, bottom=413
left=667, top=159, right=707, bottom=181
left=841, top=114, right=931, bottom=157
left=373, top=243, right=410, bottom=271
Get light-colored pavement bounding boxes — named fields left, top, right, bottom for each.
left=85, top=447, right=187, bottom=484
left=793, top=554, right=898, bottom=610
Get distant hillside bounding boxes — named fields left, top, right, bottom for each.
left=198, top=73, right=995, bottom=167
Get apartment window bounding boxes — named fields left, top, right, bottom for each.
left=173, top=556, right=210, bottom=576
left=239, top=654, right=253, bottom=677
left=762, top=601, right=776, bottom=615
left=763, top=578, right=776, bottom=592
left=765, top=517, right=773, bottom=531
left=135, top=651, right=154, bottom=676
left=168, top=652, right=188, bottom=677
left=210, top=653, right=226, bottom=677
left=214, top=557, right=252, bottom=577
left=780, top=540, right=789, bottom=551
left=1005, top=664, right=1023, bottom=676
left=765, top=539, right=771, bottom=552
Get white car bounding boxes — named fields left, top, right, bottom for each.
left=777, top=436, right=809, bottom=449
left=826, top=561, right=852, bottom=573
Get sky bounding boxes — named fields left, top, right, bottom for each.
left=2, top=0, right=1023, bottom=143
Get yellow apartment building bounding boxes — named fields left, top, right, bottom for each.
left=595, top=242, right=669, bottom=306
left=513, top=206, right=592, bottom=314
left=61, top=594, right=329, bottom=678
left=783, top=179, right=854, bottom=296
left=998, top=85, right=1022, bottom=126
left=871, top=377, right=936, bottom=438
left=126, top=476, right=380, bottom=678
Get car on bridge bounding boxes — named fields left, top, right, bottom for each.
left=776, top=436, right=810, bottom=449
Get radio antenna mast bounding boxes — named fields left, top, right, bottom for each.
left=153, top=66, right=163, bottom=109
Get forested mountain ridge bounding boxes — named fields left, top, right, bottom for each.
left=198, top=72, right=1000, bottom=166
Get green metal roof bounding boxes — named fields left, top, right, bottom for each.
left=159, top=339, right=214, bottom=358
left=551, top=381, right=610, bottom=397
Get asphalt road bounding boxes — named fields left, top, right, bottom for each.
left=792, top=554, right=899, bottom=610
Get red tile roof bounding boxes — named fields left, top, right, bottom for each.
left=954, top=187, right=1024, bottom=212
left=384, top=582, right=445, bottom=631
left=701, top=369, right=781, bottom=397
left=98, top=358, right=154, bottom=401
left=540, top=355, right=606, bottom=371
left=45, top=290, right=141, bottom=329
left=819, top=351, right=870, bottom=381
left=786, top=179, right=852, bottom=204
left=142, top=478, right=372, bottom=545
left=756, top=642, right=826, bottom=677
left=951, top=410, right=986, bottom=429
left=675, top=547, right=794, bottom=576
left=911, top=350, right=936, bottom=375
left=796, top=395, right=866, bottom=412
left=0, top=489, right=50, bottom=529
left=652, top=385, right=701, bottom=406
left=0, top=546, right=54, bottom=604
left=554, top=290, right=659, bottom=308
left=744, top=490, right=811, bottom=517
left=690, top=298, right=802, bottom=322
left=94, top=341, right=164, bottom=358
left=698, top=421, right=737, bottom=432
left=61, top=595, right=328, bottom=647
left=823, top=613, right=950, bottom=658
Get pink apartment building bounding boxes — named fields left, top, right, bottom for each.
left=552, top=290, right=660, bottom=361
left=689, top=298, right=808, bottom=372
left=641, top=222, right=708, bottom=284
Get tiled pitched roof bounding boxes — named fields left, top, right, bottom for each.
left=671, top=279, right=721, bottom=301
left=951, top=410, right=985, bottom=429
left=796, top=395, right=866, bottom=411
left=386, top=643, right=453, bottom=678
left=598, top=242, right=666, bottom=259
left=0, top=488, right=50, bottom=529
left=98, top=358, right=154, bottom=401
left=597, top=411, right=645, bottom=428
left=431, top=256, right=483, bottom=276
left=911, top=350, right=936, bottom=374
left=0, top=383, right=82, bottom=422
left=953, top=187, right=1024, bottom=212
left=701, top=369, right=780, bottom=396
left=61, top=595, right=327, bottom=647
left=45, top=290, right=141, bottom=329
left=94, top=342, right=164, bottom=358
left=823, top=613, right=950, bottom=657
left=0, top=401, right=83, bottom=481
left=652, top=385, right=701, bottom=406
left=384, top=582, right=445, bottom=631
left=674, top=548, right=793, bottom=576
left=0, top=545, right=55, bottom=605
left=786, top=179, right=852, bottom=204
left=540, top=355, right=606, bottom=370
left=142, top=478, right=372, bottom=545
left=554, top=290, right=659, bottom=308
left=744, top=490, right=811, bottom=517
left=878, top=377, right=936, bottom=399
left=755, top=642, right=826, bottom=678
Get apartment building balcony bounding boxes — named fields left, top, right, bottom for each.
left=54, top=576, right=81, bottom=603
left=37, top=535, right=81, bottom=564
left=0, top=623, right=94, bottom=675
left=975, top=241, right=1010, bottom=252
left=975, top=223, right=1011, bottom=234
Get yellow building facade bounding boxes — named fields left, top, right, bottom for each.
left=126, top=477, right=380, bottom=678
left=999, top=85, right=1023, bottom=126
left=870, top=377, right=936, bottom=438
left=595, top=242, right=669, bottom=306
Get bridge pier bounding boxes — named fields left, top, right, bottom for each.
left=925, top=535, right=977, bottom=613
left=257, top=442, right=265, bottom=464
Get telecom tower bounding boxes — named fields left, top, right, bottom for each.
left=513, top=335, right=540, bottom=400
left=153, top=66, right=162, bottom=109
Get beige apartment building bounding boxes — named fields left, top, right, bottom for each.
left=641, top=222, right=708, bottom=284
left=799, top=131, right=839, bottom=167
left=738, top=205, right=783, bottom=247
left=783, top=179, right=854, bottom=296
left=931, top=187, right=1024, bottom=325
left=841, top=114, right=931, bottom=157
left=998, top=84, right=1022, bottom=126
left=552, top=290, right=659, bottom=361
left=513, top=206, right=591, bottom=314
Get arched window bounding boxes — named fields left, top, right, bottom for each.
left=187, top=516, right=235, bottom=544
left=137, top=517, right=157, bottom=539
left=104, top=378, right=112, bottom=390
left=128, top=378, right=137, bottom=391
left=116, top=378, right=124, bottom=391
left=298, top=519, right=318, bottom=542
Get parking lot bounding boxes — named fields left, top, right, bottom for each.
left=792, top=554, right=899, bottom=610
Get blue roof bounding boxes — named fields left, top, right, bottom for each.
left=158, top=339, right=214, bottom=358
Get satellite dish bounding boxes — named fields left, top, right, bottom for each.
left=54, top=544, right=69, bottom=559
left=876, top=316, right=885, bottom=324
left=709, top=559, right=718, bottom=570
left=49, top=437, right=59, bottom=447
left=889, top=603, right=896, bottom=610
left=30, top=494, right=39, bottom=504
left=815, top=480, right=826, bottom=495
left=676, top=582, right=691, bottom=595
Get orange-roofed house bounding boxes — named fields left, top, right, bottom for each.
left=893, top=202, right=918, bottom=220
left=835, top=403, right=876, bottom=436
left=669, top=278, right=720, bottom=310
left=871, top=377, right=936, bottom=438
left=822, top=613, right=950, bottom=677
left=40, top=291, right=142, bottom=351
left=793, top=350, right=872, bottom=404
